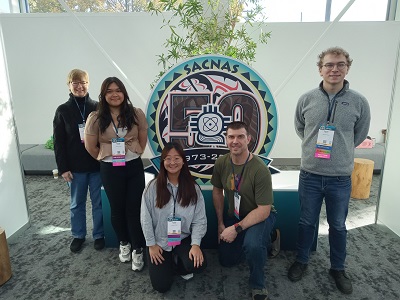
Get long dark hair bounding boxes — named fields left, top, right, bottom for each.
left=97, top=77, right=138, bottom=133
left=156, top=142, right=198, bottom=208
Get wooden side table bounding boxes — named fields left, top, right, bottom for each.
left=351, top=158, right=374, bottom=199
left=0, top=227, right=12, bottom=286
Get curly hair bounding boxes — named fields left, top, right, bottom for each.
left=317, top=47, right=353, bottom=69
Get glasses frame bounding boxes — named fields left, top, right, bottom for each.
left=70, top=81, right=88, bottom=87
left=322, top=62, right=348, bottom=71
left=164, top=157, right=183, bottom=164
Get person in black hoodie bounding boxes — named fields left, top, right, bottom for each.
left=53, top=69, right=104, bottom=253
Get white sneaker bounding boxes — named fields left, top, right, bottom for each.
left=119, top=242, right=131, bottom=262
left=131, top=248, right=144, bottom=271
left=180, top=273, right=194, bottom=280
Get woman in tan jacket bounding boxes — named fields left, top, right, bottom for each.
left=85, top=77, right=148, bottom=272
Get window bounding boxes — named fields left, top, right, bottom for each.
left=1, top=0, right=24, bottom=13
left=261, top=0, right=326, bottom=22
left=244, top=0, right=389, bottom=22
left=26, top=0, right=149, bottom=13
left=331, top=0, right=388, bottom=21
left=10, top=0, right=392, bottom=20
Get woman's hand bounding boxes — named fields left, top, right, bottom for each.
left=84, top=134, right=100, bottom=159
left=149, top=245, right=164, bottom=265
left=62, top=171, right=73, bottom=182
left=188, top=244, right=204, bottom=268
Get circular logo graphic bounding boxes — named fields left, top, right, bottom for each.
left=146, top=54, right=278, bottom=185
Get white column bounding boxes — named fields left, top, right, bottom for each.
left=0, top=23, right=30, bottom=237
left=376, top=29, right=400, bottom=237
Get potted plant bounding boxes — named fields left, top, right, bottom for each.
left=147, top=0, right=270, bottom=87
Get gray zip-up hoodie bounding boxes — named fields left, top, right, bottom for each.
left=294, top=80, right=371, bottom=176
left=141, top=179, right=207, bottom=251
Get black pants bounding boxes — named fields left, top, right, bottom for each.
left=147, top=237, right=207, bottom=293
left=100, top=159, right=145, bottom=249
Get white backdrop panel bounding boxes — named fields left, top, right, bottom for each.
left=377, top=35, right=400, bottom=236
left=0, top=22, right=29, bottom=237
left=0, top=14, right=397, bottom=159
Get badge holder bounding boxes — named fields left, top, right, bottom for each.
left=234, top=191, right=241, bottom=219
left=167, top=216, right=182, bottom=246
left=78, top=123, right=85, bottom=143
left=315, top=125, right=335, bottom=159
left=112, top=137, right=126, bottom=166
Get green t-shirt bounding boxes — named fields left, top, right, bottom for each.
left=211, top=153, right=274, bottom=218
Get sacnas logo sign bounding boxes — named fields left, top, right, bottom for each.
left=146, top=54, right=278, bottom=185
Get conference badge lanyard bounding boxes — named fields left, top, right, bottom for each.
left=315, top=125, right=335, bottom=159
left=167, top=187, right=181, bottom=246
left=315, top=98, right=338, bottom=159
left=78, top=124, right=85, bottom=143
left=74, top=97, right=86, bottom=143
left=111, top=119, right=126, bottom=167
left=231, top=152, right=251, bottom=219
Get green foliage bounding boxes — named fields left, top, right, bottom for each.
left=147, top=0, right=271, bottom=87
left=28, top=0, right=149, bottom=13
left=45, top=136, right=54, bottom=150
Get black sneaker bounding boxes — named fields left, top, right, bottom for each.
left=288, top=261, right=308, bottom=282
left=329, top=269, right=353, bottom=294
left=252, top=288, right=268, bottom=300
left=70, top=238, right=85, bottom=253
left=94, top=238, right=105, bottom=251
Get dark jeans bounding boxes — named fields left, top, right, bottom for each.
left=219, top=213, right=276, bottom=290
left=296, top=170, right=351, bottom=270
left=100, top=158, right=145, bottom=250
left=147, top=237, right=207, bottom=293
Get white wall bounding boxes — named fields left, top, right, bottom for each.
left=0, top=23, right=30, bottom=237
left=377, top=33, right=400, bottom=236
left=0, top=14, right=397, bottom=159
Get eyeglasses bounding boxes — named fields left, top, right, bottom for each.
left=164, top=157, right=183, bottom=163
left=323, top=62, right=348, bottom=70
left=70, top=81, right=88, bottom=87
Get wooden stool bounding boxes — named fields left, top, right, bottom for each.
left=351, top=158, right=374, bottom=199
left=0, top=227, right=12, bottom=286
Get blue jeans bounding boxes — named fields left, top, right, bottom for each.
left=70, top=172, right=104, bottom=239
left=219, top=213, right=276, bottom=290
left=296, top=170, right=351, bottom=270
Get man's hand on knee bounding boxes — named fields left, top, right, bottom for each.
left=220, top=225, right=237, bottom=243
left=217, top=223, right=226, bottom=243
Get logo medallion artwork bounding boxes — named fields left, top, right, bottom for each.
left=146, top=54, right=279, bottom=185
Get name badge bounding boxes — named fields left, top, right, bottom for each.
left=167, top=216, right=181, bottom=246
left=234, top=191, right=241, bottom=219
left=112, top=137, right=126, bottom=166
left=315, top=125, right=335, bottom=159
left=78, top=123, right=85, bottom=143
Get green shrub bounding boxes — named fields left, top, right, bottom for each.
left=45, top=136, right=54, bottom=150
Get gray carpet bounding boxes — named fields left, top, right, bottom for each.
left=1, top=169, right=400, bottom=300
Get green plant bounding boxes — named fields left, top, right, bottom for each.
left=148, top=0, right=271, bottom=87
left=45, top=136, right=54, bottom=150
